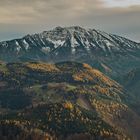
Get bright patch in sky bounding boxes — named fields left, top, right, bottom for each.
left=102, top=0, right=140, bottom=7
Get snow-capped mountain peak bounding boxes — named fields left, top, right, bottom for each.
left=0, top=26, right=140, bottom=63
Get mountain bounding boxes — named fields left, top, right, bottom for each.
left=119, top=68, right=140, bottom=114
left=0, top=61, right=140, bottom=140
left=118, top=67, right=140, bottom=97
left=121, top=68, right=140, bottom=96
left=0, top=26, right=140, bottom=139
left=0, top=26, right=140, bottom=79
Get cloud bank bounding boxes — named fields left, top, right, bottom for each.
left=0, top=0, right=139, bottom=41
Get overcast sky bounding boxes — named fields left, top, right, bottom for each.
left=0, top=0, right=140, bottom=42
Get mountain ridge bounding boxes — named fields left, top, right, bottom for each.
left=1, top=26, right=139, bottom=43
left=0, top=26, right=140, bottom=80
left=0, top=26, right=140, bottom=57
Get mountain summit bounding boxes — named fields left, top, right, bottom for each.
left=0, top=26, right=140, bottom=77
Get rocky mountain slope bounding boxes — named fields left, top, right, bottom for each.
left=121, top=68, right=140, bottom=96
left=0, top=26, right=140, bottom=78
left=0, top=61, right=140, bottom=140
left=118, top=68, right=140, bottom=114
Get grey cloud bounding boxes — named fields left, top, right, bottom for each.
left=0, top=0, right=102, bottom=22
left=0, top=0, right=139, bottom=41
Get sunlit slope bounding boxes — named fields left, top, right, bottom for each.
left=0, top=62, right=140, bottom=139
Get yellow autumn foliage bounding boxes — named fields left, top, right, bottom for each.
left=26, top=63, right=59, bottom=72
left=63, top=102, right=73, bottom=110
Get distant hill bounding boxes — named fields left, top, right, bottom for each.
left=121, top=68, right=140, bottom=95
left=118, top=68, right=140, bottom=115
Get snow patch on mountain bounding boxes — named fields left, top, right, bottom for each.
left=15, top=41, right=21, bottom=52
left=23, top=39, right=29, bottom=50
